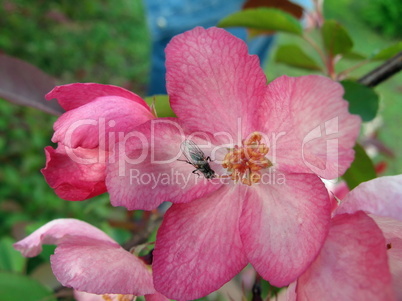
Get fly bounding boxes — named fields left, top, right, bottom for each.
left=180, top=139, right=216, bottom=179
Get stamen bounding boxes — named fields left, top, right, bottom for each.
left=222, top=132, right=272, bottom=186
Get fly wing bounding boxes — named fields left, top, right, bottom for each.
left=180, top=140, right=206, bottom=165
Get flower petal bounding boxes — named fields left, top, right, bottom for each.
left=14, top=219, right=155, bottom=295
left=239, top=172, right=331, bottom=286
left=166, top=27, right=267, bottom=140
left=41, top=145, right=107, bottom=201
left=370, top=215, right=402, bottom=299
left=51, top=237, right=154, bottom=295
left=296, top=212, right=395, bottom=301
left=152, top=186, right=247, bottom=300
left=52, top=96, right=154, bottom=149
left=46, top=83, right=150, bottom=112
left=336, top=175, right=402, bottom=221
left=13, top=219, right=117, bottom=257
left=261, top=75, right=361, bottom=179
left=106, top=118, right=222, bottom=210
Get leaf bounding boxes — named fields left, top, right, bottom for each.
left=342, top=51, right=367, bottom=60
left=218, top=8, right=302, bottom=36
left=341, top=80, right=379, bottom=122
left=243, top=0, right=303, bottom=19
left=144, top=94, right=176, bottom=118
left=0, top=271, right=57, bottom=301
left=322, top=20, right=353, bottom=56
left=0, top=237, right=26, bottom=273
left=275, top=44, right=321, bottom=70
left=0, top=54, right=64, bottom=115
left=342, top=144, right=376, bottom=190
left=371, top=41, right=402, bottom=60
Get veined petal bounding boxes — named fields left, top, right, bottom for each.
left=296, top=212, right=395, bottom=301
left=46, top=83, right=150, bottom=112
left=336, top=175, right=402, bottom=221
left=371, top=215, right=402, bottom=299
left=13, top=219, right=117, bottom=257
left=106, top=118, right=222, bottom=210
left=166, top=27, right=267, bottom=141
left=14, top=219, right=155, bottom=295
left=52, top=237, right=154, bottom=295
left=152, top=186, right=247, bottom=300
left=52, top=96, right=154, bottom=149
left=261, top=75, right=361, bottom=179
left=239, top=172, right=331, bottom=286
left=42, top=145, right=107, bottom=201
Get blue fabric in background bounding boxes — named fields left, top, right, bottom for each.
left=144, top=0, right=311, bottom=95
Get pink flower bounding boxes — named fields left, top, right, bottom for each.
left=105, top=27, right=361, bottom=300
left=13, top=219, right=168, bottom=300
left=283, top=175, right=402, bottom=300
left=43, top=83, right=155, bottom=201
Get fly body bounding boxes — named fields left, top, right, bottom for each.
left=180, top=140, right=216, bottom=179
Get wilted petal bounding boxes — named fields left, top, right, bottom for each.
left=336, top=175, right=402, bottom=221
left=106, top=118, right=222, bottom=210
left=166, top=27, right=267, bottom=141
left=46, top=83, right=150, bottom=112
left=296, top=212, right=395, bottom=301
left=14, top=219, right=116, bottom=257
left=52, top=96, right=154, bottom=149
left=239, top=172, right=331, bottom=286
left=153, top=186, right=247, bottom=300
left=52, top=237, right=154, bottom=295
left=261, top=75, right=360, bottom=179
left=41, top=145, right=106, bottom=201
left=370, top=215, right=402, bottom=299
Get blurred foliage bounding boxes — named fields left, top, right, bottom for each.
left=0, top=0, right=150, bottom=92
left=359, top=0, right=402, bottom=39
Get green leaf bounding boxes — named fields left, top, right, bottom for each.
left=218, top=8, right=302, bottom=35
left=0, top=237, right=26, bottom=273
left=342, top=144, right=376, bottom=190
left=275, top=44, right=321, bottom=70
left=0, top=271, right=56, bottom=301
left=342, top=51, right=367, bottom=60
left=144, top=94, right=175, bottom=118
left=322, top=20, right=353, bottom=56
left=371, top=41, right=402, bottom=60
left=341, top=80, right=379, bottom=122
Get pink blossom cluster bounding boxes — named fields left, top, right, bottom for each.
left=14, top=27, right=402, bottom=300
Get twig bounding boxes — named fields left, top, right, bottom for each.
left=358, top=51, right=402, bottom=87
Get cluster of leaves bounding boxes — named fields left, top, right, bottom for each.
left=359, top=0, right=402, bottom=38
left=0, top=0, right=150, bottom=91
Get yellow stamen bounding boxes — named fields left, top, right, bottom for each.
left=222, top=132, right=272, bottom=186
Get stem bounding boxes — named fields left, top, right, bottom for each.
left=337, top=59, right=371, bottom=81
left=358, top=51, right=402, bottom=87
left=303, top=33, right=335, bottom=77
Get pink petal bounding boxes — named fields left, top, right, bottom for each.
left=74, top=291, right=134, bottom=301
left=296, top=212, right=395, bottom=301
left=52, top=237, right=154, bottom=295
left=370, top=215, right=402, bottom=299
left=166, top=27, right=267, bottom=141
left=336, top=175, right=402, bottom=221
left=52, top=96, right=154, bottom=149
left=41, top=145, right=106, bottom=201
left=106, top=118, right=222, bottom=210
left=46, top=83, right=150, bottom=112
left=14, top=219, right=155, bottom=295
left=239, top=172, right=331, bottom=286
left=152, top=186, right=247, bottom=300
left=14, top=219, right=117, bottom=257
left=261, top=75, right=361, bottom=179
left=145, top=293, right=170, bottom=301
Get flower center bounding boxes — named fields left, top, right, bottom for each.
left=222, top=132, right=272, bottom=186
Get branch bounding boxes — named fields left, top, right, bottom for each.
left=358, top=51, right=402, bottom=87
